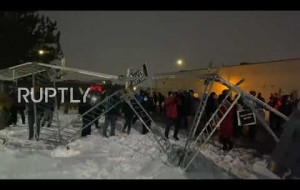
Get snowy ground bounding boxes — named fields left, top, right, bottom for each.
left=0, top=112, right=279, bottom=179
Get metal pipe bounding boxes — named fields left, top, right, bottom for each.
left=183, top=93, right=242, bottom=171
left=37, top=63, right=119, bottom=80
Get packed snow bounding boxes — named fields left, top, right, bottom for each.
left=0, top=112, right=279, bottom=179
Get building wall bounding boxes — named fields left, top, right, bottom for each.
left=214, top=59, right=300, bottom=100
left=153, top=70, right=209, bottom=96
left=154, top=59, right=300, bottom=99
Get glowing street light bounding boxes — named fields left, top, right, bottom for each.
left=177, top=59, right=183, bottom=66
left=38, top=49, right=50, bottom=56
left=133, top=86, right=137, bottom=91
left=38, top=50, right=45, bottom=56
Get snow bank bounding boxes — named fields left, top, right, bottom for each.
left=51, top=146, right=81, bottom=157
left=199, top=142, right=278, bottom=179
left=252, top=161, right=280, bottom=179
left=0, top=112, right=276, bottom=179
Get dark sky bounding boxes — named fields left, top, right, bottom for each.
left=42, top=11, right=300, bottom=76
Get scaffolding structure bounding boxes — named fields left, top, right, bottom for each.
left=0, top=62, right=180, bottom=165
left=0, top=62, right=291, bottom=175
left=179, top=73, right=289, bottom=171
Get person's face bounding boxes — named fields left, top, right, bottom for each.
left=213, top=94, right=218, bottom=99
left=169, top=93, right=174, bottom=98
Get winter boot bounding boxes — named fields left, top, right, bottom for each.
left=222, top=141, right=228, bottom=151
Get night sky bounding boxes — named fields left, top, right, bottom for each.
left=42, top=11, right=300, bottom=76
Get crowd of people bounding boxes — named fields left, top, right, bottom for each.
left=201, top=90, right=299, bottom=151
left=77, top=87, right=200, bottom=141
left=0, top=86, right=56, bottom=140
left=267, top=92, right=298, bottom=137
left=1, top=83, right=299, bottom=151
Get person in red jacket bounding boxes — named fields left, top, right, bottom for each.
left=218, top=91, right=235, bottom=151
left=164, top=91, right=182, bottom=140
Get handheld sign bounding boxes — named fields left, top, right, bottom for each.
left=237, top=110, right=256, bottom=126
left=130, top=63, right=148, bottom=87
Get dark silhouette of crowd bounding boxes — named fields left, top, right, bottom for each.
left=2, top=81, right=299, bottom=151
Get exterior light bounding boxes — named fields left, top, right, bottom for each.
left=38, top=50, right=45, bottom=56
left=177, top=59, right=183, bottom=65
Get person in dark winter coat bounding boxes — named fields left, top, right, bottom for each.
left=141, top=92, right=153, bottom=135
left=206, top=92, right=219, bottom=121
left=78, top=89, right=104, bottom=137
left=268, top=93, right=282, bottom=137
left=181, top=91, right=190, bottom=130
left=158, top=92, right=165, bottom=113
left=218, top=90, right=228, bottom=105
left=153, top=91, right=158, bottom=112
left=78, top=98, right=93, bottom=137
left=148, top=94, right=156, bottom=113
left=175, top=92, right=183, bottom=129
left=290, top=91, right=299, bottom=113
left=41, top=97, right=55, bottom=128
left=9, top=89, right=25, bottom=126
left=204, top=92, right=219, bottom=133
left=187, top=90, right=199, bottom=129
left=27, top=90, right=44, bottom=140
left=278, top=95, right=293, bottom=136
left=257, top=92, right=265, bottom=103
left=103, top=87, right=121, bottom=137
left=0, top=92, right=12, bottom=129
left=122, top=100, right=134, bottom=135
left=279, top=95, right=293, bottom=117
left=164, top=91, right=182, bottom=140
left=188, top=90, right=198, bottom=115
